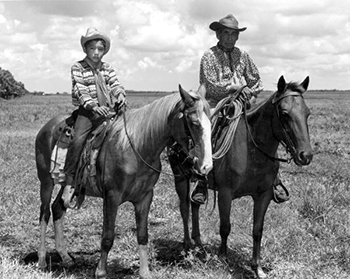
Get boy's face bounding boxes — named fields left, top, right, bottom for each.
left=84, top=39, right=105, bottom=63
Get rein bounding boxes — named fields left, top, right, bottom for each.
left=244, top=91, right=302, bottom=163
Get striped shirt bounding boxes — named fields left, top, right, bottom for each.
left=199, top=45, right=263, bottom=107
left=71, top=59, right=125, bottom=110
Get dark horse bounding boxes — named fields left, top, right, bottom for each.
left=169, top=76, right=313, bottom=278
left=36, top=86, right=213, bottom=279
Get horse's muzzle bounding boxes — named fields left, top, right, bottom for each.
left=193, top=157, right=213, bottom=176
left=295, top=150, right=313, bottom=166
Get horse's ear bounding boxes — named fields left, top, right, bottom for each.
left=197, top=84, right=206, bottom=99
left=300, top=76, right=310, bottom=92
left=277, top=75, right=286, bottom=93
left=179, top=84, right=194, bottom=108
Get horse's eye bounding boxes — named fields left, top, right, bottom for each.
left=187, top=113, right=200, bottom=125
left=281, top=110, right=289, bottom=117
left=191, top=120, right=200, bottom=126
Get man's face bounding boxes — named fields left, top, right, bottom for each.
left=217, top=28, right=239, bottom=49
left=84, top=40, right=105, bottom=64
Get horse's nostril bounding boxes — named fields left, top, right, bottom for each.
left=299, top=151, right=313, bottom=165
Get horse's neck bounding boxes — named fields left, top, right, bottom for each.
left=247, top=99, right=279, bottom=151
left=120, top=104, right=173, bottom=156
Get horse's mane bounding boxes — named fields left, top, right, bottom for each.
left=108, top=93, right=183, bottom=151
left=248, top=81, right=304, bottom=115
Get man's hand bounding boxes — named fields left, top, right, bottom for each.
left=226, top=83, right=241, bottom=92
left=116, top=93, right=126, bottom=107
left=93, top=105, right=109, bottom=117
left=241, top=87, right=252, bottom=100
left=250, top=95, right=257, bottom=105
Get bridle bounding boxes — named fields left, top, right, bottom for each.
left=244, top=90, right=303, bottom=163
left=122, top=103, right=200, bottom=176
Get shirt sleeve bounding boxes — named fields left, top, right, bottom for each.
left=242, top=52, right=264, bottom=96
left=104, top=64, right=125, bottom=99
left=71, top=63, right=97, bottom=110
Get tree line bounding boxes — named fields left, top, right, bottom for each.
left=0, top=67, right=28, bottom=99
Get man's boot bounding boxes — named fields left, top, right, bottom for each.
left=190, top=177, right=208, bottom=205
left=272, top=175, right=290, bottom=203
left=61, top=176, right=76, bottom=209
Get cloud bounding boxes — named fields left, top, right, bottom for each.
left=1, top=0, right=349, bottom=92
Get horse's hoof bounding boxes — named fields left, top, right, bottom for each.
left=95, top=269, right=107, bottom=279
left=37, top=260, right=47, bottom=270
left=255, top=266, right=267, bottom=279
left=140, top=270, right=152, bottom=279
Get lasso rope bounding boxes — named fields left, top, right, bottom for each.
left=211, top=98, right=243, bottom=160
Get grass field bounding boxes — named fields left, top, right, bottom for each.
left=1, top=90, right=350, bottom=279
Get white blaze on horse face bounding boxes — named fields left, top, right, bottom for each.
left=198, top=112, right=213, bottom=174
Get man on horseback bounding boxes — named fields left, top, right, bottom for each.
left=61, top=27, right=126, bottom=208
left=190, top=14, right=289, bottom=204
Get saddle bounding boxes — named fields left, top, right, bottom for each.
left=50, top=110, right=115, bottom=202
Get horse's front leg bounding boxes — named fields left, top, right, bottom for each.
left=134, top=189, right=154, bottom=279
left=218, top=188, right=232, bottom=255
left=252, top=188, right=272, bottom=279
left=191, top=202, right=202, bottom=247
left=168, top=150, right=193, bottom=250
left=174, top=176, right=193, bottom=250
left=52, top=187, right=74, bottom=266
left=95, top=190, right=120, bottom=279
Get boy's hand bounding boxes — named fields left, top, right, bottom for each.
left=93, top=105, right=109, bottom=117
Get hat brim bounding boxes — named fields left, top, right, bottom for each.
left=209, top=21, right=247, bottom=32
left=81, top=34, right=111, bottom=54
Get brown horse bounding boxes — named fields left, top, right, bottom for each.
left=169, top=76, right=313, bottom=278
left=35, top=86, right=213, bottom=279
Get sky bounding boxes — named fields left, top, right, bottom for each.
left=0, top=0, right=349, bottom=93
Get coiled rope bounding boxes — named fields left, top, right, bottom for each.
left=211, top=98, right=243, bottom=160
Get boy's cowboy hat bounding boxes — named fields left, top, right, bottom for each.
left=80, top=27, right=111, bottom=54
left=209, top=14, right=247, bottom=32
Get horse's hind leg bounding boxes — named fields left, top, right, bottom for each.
left=38, top=175, right=54, bottom=269
left=134, top=190, right=154, bottom=279
left=52, top=187, right=74, bottom=266
left=252, top=190, right=272, bottom=279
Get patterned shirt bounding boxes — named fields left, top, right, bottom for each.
left=199, top=44, right=263, bottom=107
left=71, top=59, right=125, bottom=110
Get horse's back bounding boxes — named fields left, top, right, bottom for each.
left=35, top=114, right=70, bottom=176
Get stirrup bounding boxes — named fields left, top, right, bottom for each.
left=62, top=185, right=77, bottom=209
left=189, top=179, right=207, bottom=205
left=272, top=181, right=290, bottom=204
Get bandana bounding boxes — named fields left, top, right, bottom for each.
left=84, top=58, right=110, bottom=107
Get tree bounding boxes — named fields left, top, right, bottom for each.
left=0, top=67, right=29, bottom=99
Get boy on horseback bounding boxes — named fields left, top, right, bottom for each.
left=61, top=27, right=126, bottom=208
left=190, top=14, right=289, bottom=204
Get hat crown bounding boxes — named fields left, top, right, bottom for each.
left=219, top=14, right=239, bottom=27
left=85, top=27, right=100, bottom=37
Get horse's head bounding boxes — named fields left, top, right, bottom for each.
left=272, top=76, right=313, bottom=166
left=170, top=85, right=213, bottom=175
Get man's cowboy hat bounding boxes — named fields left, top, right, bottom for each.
left=80, top=27, right=111, bottom=54
left=209, top=14, right=247, bottom=32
